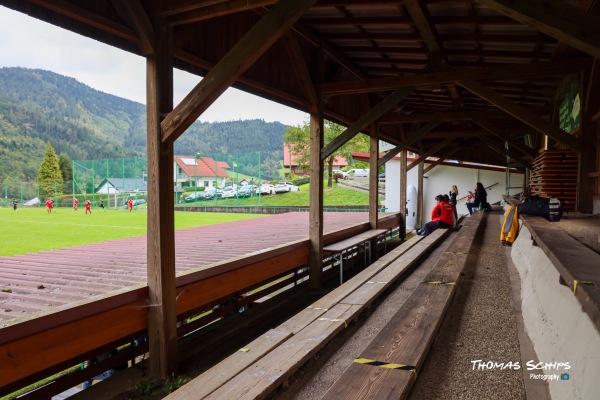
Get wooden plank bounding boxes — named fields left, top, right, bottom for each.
left=322, top=283, right=456, bottom=400
left=205, top=304, right=362, bottom=400
left=163, top=328, right=292, bottom=400
left=309, top=110, right=324, bottom=288
left=322, top=214, right=484, bottom=400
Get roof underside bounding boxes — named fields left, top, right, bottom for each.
left=2, top=0, right=598, bottom=168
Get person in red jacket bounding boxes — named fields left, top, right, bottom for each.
left=128, top=198, right=133, bottom=212
left=417, top=194, right=455, bottom=236
left=85, top=199, right=92, bottom=215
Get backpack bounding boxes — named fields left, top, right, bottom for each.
left=500, top=205, right=520, bottom=246
left=517, top=195, right=562, bottom=221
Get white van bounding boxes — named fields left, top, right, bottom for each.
left=347, top=168, right=369, bottom=178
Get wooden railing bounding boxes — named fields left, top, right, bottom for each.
left=0, top=214, right=401, bottom=398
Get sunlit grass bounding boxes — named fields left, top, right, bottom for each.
left=0, top=206, right=263, bottom=256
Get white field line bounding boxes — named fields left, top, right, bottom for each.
left=0, top=218, right=146, bottom=230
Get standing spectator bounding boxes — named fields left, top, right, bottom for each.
left=73, top=197, right=78, bottom=211
left=128, top=198, right=133, bottom=212
left=449, top=185, right=458, bottom=224
left=417, top=194, right=454, bottom=236
left=85, top=199, right=92, bottom=215
left=466, top=182, right=488, bottom=215
left=12, top=198, right=18, bottom=214
left=46, top=198, right=54, bottom=214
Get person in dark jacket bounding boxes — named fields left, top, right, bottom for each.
left=466, top=182, right=487, bottom=215
left=449, top=185, right=458, bottom=224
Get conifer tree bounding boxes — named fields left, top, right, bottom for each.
left=37, top=143, right=63, bottom=201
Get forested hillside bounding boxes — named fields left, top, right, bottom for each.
left=0, top=67, right=287, bottom=182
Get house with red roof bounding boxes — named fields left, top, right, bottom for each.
left=284, top=144, right=347, bottom=175
left=174, top=156, right=230, bottom=190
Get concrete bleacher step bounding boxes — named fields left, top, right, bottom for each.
left=164, top=226, right=454, bottom=400
left=321, top=213, right=484, bottom=400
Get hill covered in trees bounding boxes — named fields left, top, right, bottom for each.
left=0, top=67, right=287, bottom=183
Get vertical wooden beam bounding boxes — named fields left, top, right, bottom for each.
left=369, top=126, right=379, bottom=229
left=309, top=107, right=324, bottom=289
left=146, top=21, right=177, bottom=380
left=399, top=150, right=407, bottom=239
left=417, top=162, right=424, bottom=230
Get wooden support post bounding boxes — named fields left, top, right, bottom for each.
left=417, top=162, right=424, bottom=229
left=369, top=127, right=379, bottom=229
left=309, top=109, right=324, bottom=288
left=399, top=150, right=407, bottom=239
left=146, top=22, right=177, bottom=380
left=369, top=126, right=379, bottom=261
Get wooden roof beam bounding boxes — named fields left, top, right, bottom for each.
left=378, top=120, right=442, bottom=167
left=29, top=0, right=138, bottom=43
left=167, top=0, right=277, bottom=26
left=110, top=0, right=154, bottom=56
left=474, top=119, right=538, bottom=158
left=407, top=137, right=455, bottom=171
left=378, top=108, right=548, bottom=123
left=423, top=148, right=460, bottom=174
left=478, top=0, right=600, bottom=59
left=478, top=135, right=532, bottom=168
left=403, top=0, right=446, bottom=68
left=458, top=80, right=581, bottom=152
left=321, top=88, right=415, bottom=160
left=284, top=34, right=319, bottom=113
left=317, top=58, right=590, bottom=95
left=161, top=0, right=319, bottom=144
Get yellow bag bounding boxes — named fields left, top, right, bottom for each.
left=500, top=205, right=520, bottom=246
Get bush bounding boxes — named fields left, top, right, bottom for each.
left=292, top=177, right=310, bottom=186
left=332, top=172, right=345, bottom=182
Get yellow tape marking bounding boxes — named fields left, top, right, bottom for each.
left=354, top=358, right=417, bottom=379
left=317, top=317, right=348, bottom=328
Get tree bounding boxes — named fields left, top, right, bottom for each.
left=37, top=143, right=63, bottom=201
left=283, top=120, right=369, bottom=187
left=58, top=153, right=73, bottom=193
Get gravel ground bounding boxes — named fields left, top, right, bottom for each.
left=409, top=212, right=526, bottom=399
left=271, top=212, right=533, bottom=400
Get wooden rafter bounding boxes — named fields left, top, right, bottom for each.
left=403, top=0, right=446, bottom=68
left=478, top=0, right=600, bottom=59
left=166, top=0, right=277, bottom=25
left=474, top=119, right=538, bottom=158
left=161, top=0, right=319, bottom=144
left=378, top=120, right=442, bottom=167
left=321, top=87, right=415, bottom=160
left=110, top=0, right=154, bottom=55
left=378, top=108, right=549, bottom=123
left=407, top=137, right=455, bottom=171
left=478, top=135, right=532, bottom=168
left=423, top=148, right=460, bottom=173
left=284, top=34, right=318, bottom=113
left=317, top=58, right=590, bottom=95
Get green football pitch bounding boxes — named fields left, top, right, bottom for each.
left=0, top=206, right=263, bottom=257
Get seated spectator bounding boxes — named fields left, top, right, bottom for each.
left=417, top=194, right=455, bottom=237
left=466, top=182, right=488, bottom=215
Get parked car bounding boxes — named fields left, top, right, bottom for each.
left=347, top=168, right=369, bottom=178
left=221, top=187, right=237, bottom=198
left=183, top=192, right=206, bottom=203
left=260, top=184, right=275, bottom=195
left=237, top=185, right=254, bottom=198
left=274, top=182, right=300, bottom=193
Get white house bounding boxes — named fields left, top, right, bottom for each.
left=174, top=156, right=230, bottom=190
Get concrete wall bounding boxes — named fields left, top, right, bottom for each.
left=511, top=223, right=600, bottom=399
left=383, top=160, right=521, bottom=224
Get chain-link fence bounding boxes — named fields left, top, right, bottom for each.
left=4, top=152, right=294, bottom=209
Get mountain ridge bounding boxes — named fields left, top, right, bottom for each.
left=0, top=67, right=287, bottom=182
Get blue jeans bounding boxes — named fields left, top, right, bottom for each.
left=466, top=202, right=478, bottom=215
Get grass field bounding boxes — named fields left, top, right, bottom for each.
left=0, top=206, right=262, bottom=256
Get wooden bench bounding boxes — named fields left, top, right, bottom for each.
left=520, top=215, right=600, bottom=334
left=164, top=226, right=454, bottom=400
left=323, top=229, right=389, bottom=285
left=321, top=212, right=484, bottom=400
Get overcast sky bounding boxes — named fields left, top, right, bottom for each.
left=0, top=6, right=308, bottom=126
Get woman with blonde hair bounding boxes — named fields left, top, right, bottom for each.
left=449, top=185, right=458, bottom=224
